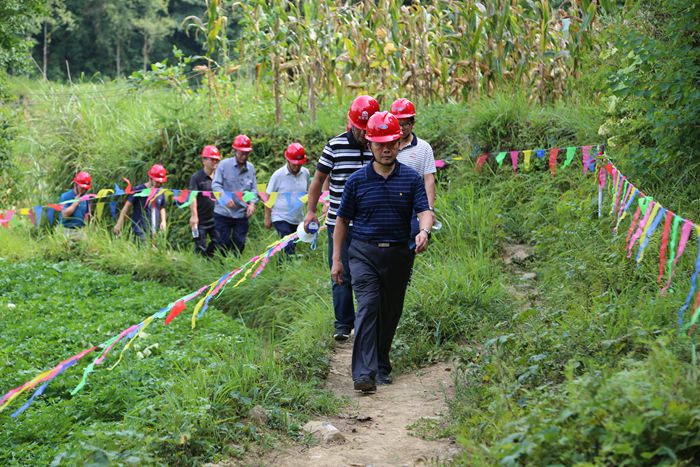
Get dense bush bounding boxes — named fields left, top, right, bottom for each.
left=601, top=0, right=700, bottom=217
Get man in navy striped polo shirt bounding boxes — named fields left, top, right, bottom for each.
left=304, top=95, right=379, bottom=341
left=332, top=111, right=434, bottom=393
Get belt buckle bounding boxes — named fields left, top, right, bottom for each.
left=377, top=242, right=390, bottom=248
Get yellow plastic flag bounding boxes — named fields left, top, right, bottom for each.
left=263, top=192, right=278, bottom=209
left=636, top=202, right=661, bottom=263
left=94, top=189, right=114, bottom=218
left=523, top=150, right=532, bottom=171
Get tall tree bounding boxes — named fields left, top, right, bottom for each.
left=39, top=0, right=74, bottom=80
left=0, top=0, right=45, bottom=72
left=104, top=1, right=137, bottom=77
left=131, top=0, right=175, bottom=72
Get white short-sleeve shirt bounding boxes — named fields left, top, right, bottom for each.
left=266, top=164, right=310, bottom=224
left=397, top=134, right=436, bottom=176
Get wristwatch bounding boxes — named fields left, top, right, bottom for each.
left=420, top=228, right=432, bottom=239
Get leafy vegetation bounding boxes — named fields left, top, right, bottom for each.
left=1, top=0, right=699, bottom=465
left=0, top=232, right=339, bottom=465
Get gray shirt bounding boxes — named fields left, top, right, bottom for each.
left=212, top=159, right=258, bottom=219
left=266, top=165, right=310, bottom=224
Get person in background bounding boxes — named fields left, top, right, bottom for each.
left=189, top=145, right=221, bottom=257
left=212, top=134, right=258, bottom=255
left=304, top=95, right=379, bottom=342
left=113, top=164, right=167, bottom=242
left=59, top=171, right=92, bottom=239
left=391, top=98, right=436, bottom=252
left=331, top=111, right=433, bottom=393
left=264, top=143, right=310, bottom=256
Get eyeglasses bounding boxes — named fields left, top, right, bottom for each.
left=398, top=120, right=415, bottom=127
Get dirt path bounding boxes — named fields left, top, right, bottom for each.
left=260, top=340, right=459, bottom=466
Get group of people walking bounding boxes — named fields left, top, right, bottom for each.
left=59, top=95, right=436, bottom=393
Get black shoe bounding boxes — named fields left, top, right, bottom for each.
left=333, top=330, right=350, bottom=341
left=377, top=373, right=393, bottom=385
left=353, top=377, right=377, bottom=393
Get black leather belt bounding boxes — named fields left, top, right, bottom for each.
left=355, top=239, right=408, bottom=248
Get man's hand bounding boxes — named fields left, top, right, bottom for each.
left=331, top=258, right=344, bottom=284
left=246, top=203, right=255, bottom=218
left=189, top=215, right=198, bottom=229
left=225, top=199, right=236, bottom=209
left=113, top=222, right=122, bottom=235
left=304, top=211, right=319, bottom=233
left=159, top=221, right=167, bottom=231
left=415, top=230, right=430, bottom=254
left=264, top=217, right=272, bottom=229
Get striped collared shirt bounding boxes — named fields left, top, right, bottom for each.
left=316, top=130, right=373, bottom=226
left=397, top=133, right=436, bottom=176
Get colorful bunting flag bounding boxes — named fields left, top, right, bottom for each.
left=523, top=150, right=532, bottom=171
left=562, top=146, right=576, bottom=169
left=496, top=152, right=507, bottom=167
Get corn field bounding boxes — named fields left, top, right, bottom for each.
left=187, top=0, right=615, bottom=121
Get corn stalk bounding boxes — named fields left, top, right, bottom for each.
left=199, top=0, right=612, bottom=120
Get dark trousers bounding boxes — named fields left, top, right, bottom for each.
left=214, top=213, right=249, bottom=255
left=193, top=223, right=219, bottom=257
left=327, top=225, right=354, bottom=333
left=273, top=220, right=297, bottom=255
left=349, top=240, right=412, bottom=381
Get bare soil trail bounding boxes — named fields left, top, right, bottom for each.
left=256, top=340, right=460, bottom=466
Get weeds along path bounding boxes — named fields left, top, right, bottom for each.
left=260, top=341, right=459, bottom=466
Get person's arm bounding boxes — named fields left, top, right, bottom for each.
left=246, top=165, right=257, bottom=218
left=159, top=206, right=167, bottom=231
left=305, top=144, right=334, bottom=230
left=415, top=210, right=434, bottom=254
left=264, top=206, right=273, bottom=229
left=188, top=175, right=199, bottom=229
left=423, top=142, right=437, bottom=210
left=321, top=175, right=331, bottom=217
left=331, top=216, right=350, bottom=284
left=189, top=198, right=198, bottom=229
left=424, top=173, right=436, bottom=209
left=113, top=200, right=133, bottom=234
left=413, top=175, right=433, bottom=254
left=62, top=197, right=82, bottom=218
left=304, top=170, right=329, bottom=229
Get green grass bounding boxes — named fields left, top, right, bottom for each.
left=3, top=77, right=699, bottom=465
left=445, top=163, right=700, bottom=465
left=0, top=238, right=339, bottom=465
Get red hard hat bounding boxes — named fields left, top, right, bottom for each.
left=148, top=164, right=168, bottom=183
left=365, top=111, right=402, bottom=143
left=284, top=143, right=307, bottom=165
left=347, top=95, right=379, bottom=130
left=232, top=134, right=253, bottom=152
left=390, top=98, right=416, bottom=119
left=73, top=171, right=92, bottom=190
left=201, top=145, right=221, bottom=160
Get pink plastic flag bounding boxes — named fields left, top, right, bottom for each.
left=657, top=212, right=674, bottom=285
left=510, top=151, right=519, bottom=174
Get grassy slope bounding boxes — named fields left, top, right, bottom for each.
left=1, top=79, right=699, bottom=464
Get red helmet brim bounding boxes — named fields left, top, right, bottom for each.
left=366, top=133, right=402, bottom=143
